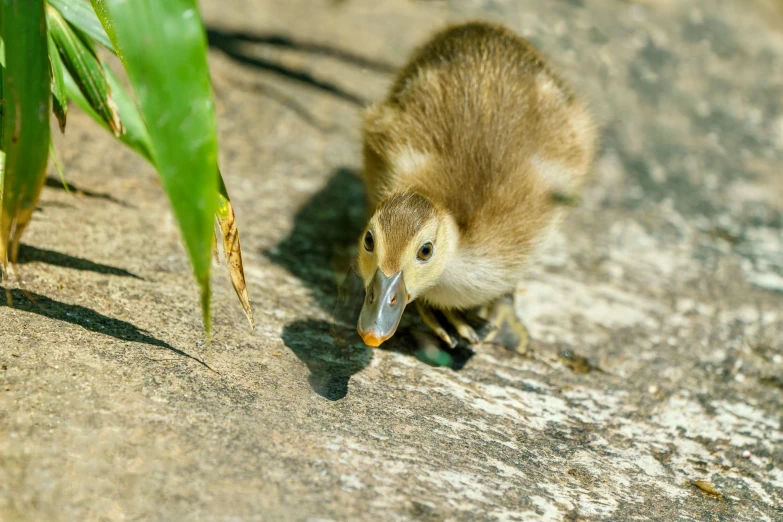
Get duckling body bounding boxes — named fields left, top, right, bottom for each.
left=355, top=21, right=596, bottom=347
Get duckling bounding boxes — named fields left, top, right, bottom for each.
left=355, top=21, right=596, bottom=348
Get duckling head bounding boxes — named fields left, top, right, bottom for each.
left=356, top=190, right=457, bottom=347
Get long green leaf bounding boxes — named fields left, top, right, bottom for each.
left=47, top=0, right=115, bottom=53
left=87, top=0, right=120, bottom=61
left=67, top=61, right=254, bottom=329
left=47, top=31, right=67, bottom=132
left=93, top=0, right=220, bottom=334
left=0, top=36, right=4, bottom=159
left=0, top=74, right=4, bottom=204
left=46, top=4, right=122, bottom=136
left=62, top=64, right=99, bottom=121
left=0, top=0, right=51, bottom=267
left=49, top=138, right=70, bottom=194
left=63, top=64, right=151, bottom=161
left=103, top=66, right=152, bottom=162
left=1, top=28, right=5, bottom=187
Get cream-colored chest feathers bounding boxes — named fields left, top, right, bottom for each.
left=421, top=208, right=564, bottom=310
left=420, top=248, right=520, bottom=310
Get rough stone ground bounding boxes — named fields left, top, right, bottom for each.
left=2, top=0, right=783, bottom=520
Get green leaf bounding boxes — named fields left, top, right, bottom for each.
left=46, top=4, right=122, bottom=136
left=47, top=0, right=115, bottom=54
left=47, top=31, right=67, bottom=133
left=63, top=64, right=151, bottom=161
left=0, top=38, right=4, bottom=155
left=49, top=138, right=70, bottom=195
left=62, top=63, right=98, bottom=120
left=88, top=0, right=121, bottom=62
left=103, top=66, right=153, bottom=162
left=0, top=0, right=51, bottom=267
left=94, top=0, right=220, bottom=334
left=68, top=60, right=254, bottom=330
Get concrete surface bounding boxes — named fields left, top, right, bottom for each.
left=1, top=0, right=782, bottom=520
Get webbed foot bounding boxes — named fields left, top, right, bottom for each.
left=416, top=302, right=495, bottom=347
left=415, top=295, right=528, bottom=352
left=478, top=293, right=529, bottom=353
left=416, top=301, right=457, bottom=348
left=442, top=309, right=483, bottom=345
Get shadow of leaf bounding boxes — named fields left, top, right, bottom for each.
left=206, top=28, right=397, bottom=73
left=207, top=28, right=374, bottom=106
left=1, top=287, right=209, bottom=368
left=229, top=80, right=337, bottom=133
left=17, top=244, right=142, bottom=279
left=45, top=176, right=130, bottom=207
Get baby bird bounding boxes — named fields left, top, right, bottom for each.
left=355, top=21, right=596, bottom=348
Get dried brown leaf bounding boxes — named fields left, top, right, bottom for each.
left=216, top=175, right=254, bottom=329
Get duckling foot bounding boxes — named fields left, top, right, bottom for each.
left=478, top=293, right=529, bottom=353
left=416, top=303, right=499, bottom=348
left=416, top=301, right=457, bottom=348
left=442, top=309, right=482, bottom=345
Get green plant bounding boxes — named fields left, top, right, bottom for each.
left=0, top=0, right=253, bottom=336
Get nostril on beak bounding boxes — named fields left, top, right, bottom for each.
left=368, top=291, right=375, bottom=303
left=390, top=295, right=397, bottom=306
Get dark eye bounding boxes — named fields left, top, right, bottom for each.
left=417, top=242, right=434, bottom=261
left=364, top=231, right=374, bottom=252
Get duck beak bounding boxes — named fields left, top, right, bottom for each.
left=357, top=268, right=408, bottom=347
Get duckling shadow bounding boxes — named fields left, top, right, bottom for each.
left=282, top=319, right=475, bottom=401
left=282, top=319, right=372, bottom=401
left=270, top=168, right=475, bottom=398
left=270, top=167, right=366, bottom=399
left=264, top=167, right=366, bottom=314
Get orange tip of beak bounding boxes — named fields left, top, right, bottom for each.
left=359, top=332, right=386, bottom=348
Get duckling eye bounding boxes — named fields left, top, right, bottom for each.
left=364, top=231, right=374, bottom=252
left=417, top=242, right=434, bottom=261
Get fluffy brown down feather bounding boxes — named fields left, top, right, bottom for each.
left=358, top=21, right=597, bottom=310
